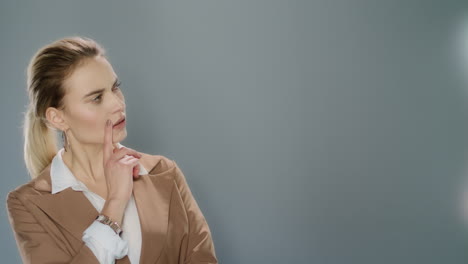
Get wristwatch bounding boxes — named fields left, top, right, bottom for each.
left=95, top=214, right=122, bottom=235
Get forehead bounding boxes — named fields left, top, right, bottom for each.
left=63, top=56, right=116, bottom=96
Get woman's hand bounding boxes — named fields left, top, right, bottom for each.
left=103, top=119, right=142, bottom=202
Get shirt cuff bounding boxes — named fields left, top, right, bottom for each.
left=82, top=220, right=129, bottom=259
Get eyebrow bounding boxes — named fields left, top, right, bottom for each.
left=82, top=78, right=119, bottom=99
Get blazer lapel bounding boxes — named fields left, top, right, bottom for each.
left=28, top=162, right=176, bottom=264
left=132, top=166, right=175, bottom=264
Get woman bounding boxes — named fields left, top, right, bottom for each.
left=6, top=36, right=218, bottom=264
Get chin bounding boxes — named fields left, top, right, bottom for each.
left=112, top=128, right=128, bottom=140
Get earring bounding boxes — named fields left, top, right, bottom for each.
left=62, top=130, right=71, bottom=152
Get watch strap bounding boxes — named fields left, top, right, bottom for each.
left=95, top=214, right=122, bottom=235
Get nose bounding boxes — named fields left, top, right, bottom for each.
left=110, top=92, right=125, bottom=113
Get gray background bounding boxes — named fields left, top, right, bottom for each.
left=2, top=0, right=468, bottom=263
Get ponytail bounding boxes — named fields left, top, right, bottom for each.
left=23, top=107, right=58, bottom=179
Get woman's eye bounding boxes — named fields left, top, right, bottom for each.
left=92, top=82, right=122, bottom=102
left=113, top=82, right=122, bottom=92
left=92, top=94, right=103, bottom=102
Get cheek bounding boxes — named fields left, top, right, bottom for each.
left=84, top=113, right=103, bottom=128
left=72, top=108, right=105, bottom=132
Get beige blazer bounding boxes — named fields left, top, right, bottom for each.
left=6, top=152, right=218, bottom=264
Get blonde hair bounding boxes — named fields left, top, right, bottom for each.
left=23, top=36, right=107, bottom=179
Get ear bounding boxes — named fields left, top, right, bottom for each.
left=45, top=106, right=68, bottom=131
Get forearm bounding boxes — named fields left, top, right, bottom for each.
left=100, top=198, right=127, bottom=227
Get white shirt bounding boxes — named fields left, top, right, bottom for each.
left=50, top=142, right=146, bottom=264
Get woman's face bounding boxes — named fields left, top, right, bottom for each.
left=50, top=56, right=127, bottom=146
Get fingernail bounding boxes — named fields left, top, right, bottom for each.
left=106, top=120, right=110, bottom=126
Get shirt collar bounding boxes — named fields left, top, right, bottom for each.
left=51, top=142, right=148, bottom=194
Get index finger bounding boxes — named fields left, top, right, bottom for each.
left=103, top=119, right=113, bottom=162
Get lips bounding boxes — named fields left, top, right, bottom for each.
left=113, top=117, right=125, bottom=126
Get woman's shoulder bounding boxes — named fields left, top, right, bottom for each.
left=136, top=151, right=176, bottom=175
left=5, top=179, right=37, bottom=207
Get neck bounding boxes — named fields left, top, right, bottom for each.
left=61, top=141, right=119, bottom=186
